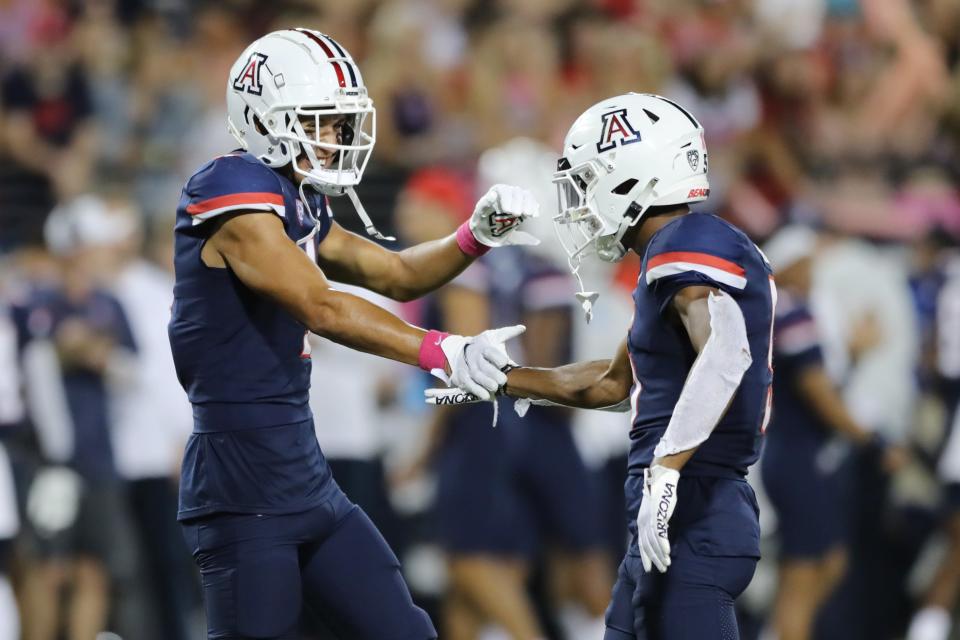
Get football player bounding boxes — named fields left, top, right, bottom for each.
left=761, top=225, right=906, bottom=640
left=168, top=30, right=537, bottom=640
left=429, top=93, right=775, bottom=639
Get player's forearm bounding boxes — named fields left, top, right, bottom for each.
left=797, top=367, right=871, bottom=445
left=387, top=234, right=474, bottom=301
left=503, top=360, right=628, bottom=409
left=308, top=289, right=427, bottom=366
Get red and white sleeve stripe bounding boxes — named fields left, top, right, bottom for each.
left=645, top=251, right=747, bottom=290
left=186, top=192, right=285, bottom=225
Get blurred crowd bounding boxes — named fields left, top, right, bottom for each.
left=1, top=0, right=960, bottom=639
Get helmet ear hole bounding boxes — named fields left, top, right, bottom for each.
left=612, top=178, right=638, bottom=195
left=253, top=115, right=268, bottom=136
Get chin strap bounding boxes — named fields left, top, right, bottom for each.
left=571, top=262, right=599, bottom=323
left=345, top=187, right=395, bottom=241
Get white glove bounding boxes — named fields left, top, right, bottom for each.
left=469, top=184, right=540, bottom=247
left=435, top=325, right=525, bottom=401
left=636, top=465, right=680, bottom=573
left=27, top=466, right=82, bottom=536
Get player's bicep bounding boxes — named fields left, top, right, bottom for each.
left=672, top=285, right=719, bottom=353
left=209, top=212, right=332, bottom=320
left=316, top=221, right=400, bottom=291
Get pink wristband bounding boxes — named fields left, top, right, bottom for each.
left=418, top=330, right=451, bottom=372
left=456, top=222, right=490, bottom=257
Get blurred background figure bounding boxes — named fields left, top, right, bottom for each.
left=761, top=225, right=908, bottom=640
left=12, top=195, right=144, bottom=640
left=393, top=168, right=547, bottom=640
left=0, top=0, right=959, bottom=638
left=104, top=198, right=198, bottom=640
left=908, top=238, right=960, bottom=640
left=0, top=281, right=23, bottom=640
left=0, top=2, right=96, bottom=252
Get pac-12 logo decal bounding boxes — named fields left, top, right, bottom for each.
left=687, top=149, right=699, bottom=172
left=597, top=108, right=642, bottom=153
left=232, top=52, right=268, bottom=96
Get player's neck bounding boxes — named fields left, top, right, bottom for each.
left=632, top=205, right=690, bottom=253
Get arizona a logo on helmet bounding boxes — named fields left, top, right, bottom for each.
left=233, top=52, right=268, bottom=96
left=596, top=108, right=642, bottom=153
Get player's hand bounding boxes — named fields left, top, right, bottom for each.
left=636, top=464, right=680, bottom=573
left=469, top=184, right=540, bottom=247
left=438, top=325, right=525, bottom=401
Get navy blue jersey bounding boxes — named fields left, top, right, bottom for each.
left=169, top=151, right=335, bottom=519
left=627, top=213, right=775, bottom=477
left=766, top=291, right=830, bottom=447
left=170, top=151, right=332, bottom=423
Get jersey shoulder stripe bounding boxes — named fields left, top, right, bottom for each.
left=183, top=153, right=287, bottom=226
left=186, top=191, right=286, bottom=222
left=646, top=250, right=746, bottom=289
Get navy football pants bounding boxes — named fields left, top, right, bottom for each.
left=603, top=474, right=759, bottom=640
left=181, top=495, right=435, bottom=640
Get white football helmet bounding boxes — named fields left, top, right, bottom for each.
left=226, top=29, right=387, bottom=238
left=553, top=93, right=709, bottom=268
left=552, top=93, right=709, bottom=321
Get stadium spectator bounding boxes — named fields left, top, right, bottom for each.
left=14, top=196, right=143, bottom=640
left=0, top=5, right=96, bottom=251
